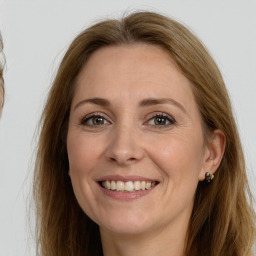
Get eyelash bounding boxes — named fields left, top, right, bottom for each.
left=79, top=112, right=176, bottom=129
left=80, top=113, right=110, bottom=127
left=146, top=112, right=176, bottom=129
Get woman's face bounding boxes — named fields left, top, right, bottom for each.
left=67, top=44, right=210, bottom=236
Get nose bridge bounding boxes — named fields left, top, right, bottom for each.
left=105, top=119, right=144, bottom=165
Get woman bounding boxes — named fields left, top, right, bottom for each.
left=33, top=11, right=255, bottom=256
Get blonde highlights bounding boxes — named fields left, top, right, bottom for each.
left=34, top=11, right=255, bottom=256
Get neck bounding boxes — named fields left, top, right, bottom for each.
left=100, top=222, right=188, bottom=256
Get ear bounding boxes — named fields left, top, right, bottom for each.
left=199, top=129, right=226, bottom=181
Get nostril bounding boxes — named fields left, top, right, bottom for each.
left=127, top=157, right=136, bottom=162
left=109, top=156, right=137, bottom=164
left=110, top=157, right=117, bottom=162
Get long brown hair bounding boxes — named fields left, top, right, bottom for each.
left=34, top=11, right=255, bottom=256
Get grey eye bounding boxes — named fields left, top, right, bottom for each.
left=81, top=115, right=109, bottom=126
left=147, top=114, right=175, bottom=127
left=154, top=116, right=169, bottom=125
left=91, top=116, right=105, bottom=125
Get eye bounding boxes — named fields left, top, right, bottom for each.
left=147, top=113, right=176, bottom=128
left=80, top=114, right=110, bottom=127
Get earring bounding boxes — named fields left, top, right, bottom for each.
left=205, top=172, right=214, bottom=183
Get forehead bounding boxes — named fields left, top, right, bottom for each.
left=73, top=43, right=197, bottom=111
left=78, top=43, right=181, bottom=84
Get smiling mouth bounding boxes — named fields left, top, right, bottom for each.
left=99, top=180, right=159, bottom=192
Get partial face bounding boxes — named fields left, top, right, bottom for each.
left=67, top=44, right=209, bottom=236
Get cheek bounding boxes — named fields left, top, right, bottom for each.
left=145, top=130, right=205, bottom=182
left=67, top=131, right=101, bottom=176
left=67, top=131, right=100, bottom=214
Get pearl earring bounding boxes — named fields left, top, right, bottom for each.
left=205, top=172, right=214, bottom=183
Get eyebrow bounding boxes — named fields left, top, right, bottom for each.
left=139, top=98, right=187, bottom=114
left=74, top=97, right=187, bottom=114
left=74, top=98, right=110, bottom=110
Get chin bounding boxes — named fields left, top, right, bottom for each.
left=100, top=222, right=152, bottom=236
left=96, top=210, right=156, bottom=236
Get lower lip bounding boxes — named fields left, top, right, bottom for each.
left=98, top=184, right=157, bottom=201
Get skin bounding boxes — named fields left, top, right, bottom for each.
left=67, top=44, right=225, bottom=256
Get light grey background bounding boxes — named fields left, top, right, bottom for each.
left=0, top=1, right=255, bottom=255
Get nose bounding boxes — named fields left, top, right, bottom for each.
left=105, top=124, right=145, bottom=165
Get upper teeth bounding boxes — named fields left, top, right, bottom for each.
left=102, top=180, right=157, bottom=192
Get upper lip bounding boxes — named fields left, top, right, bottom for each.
left=97, top=175, right=159, bottom=182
